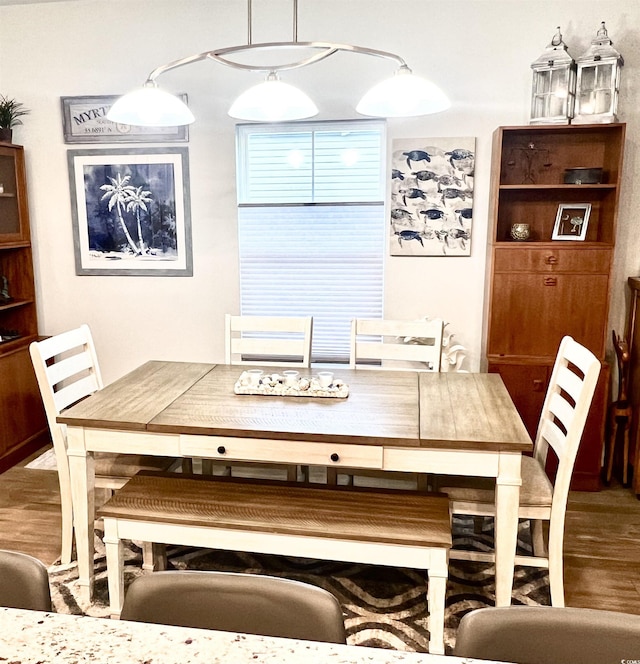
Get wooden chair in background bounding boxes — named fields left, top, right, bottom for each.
left=605, top=330, right=632, bottom=485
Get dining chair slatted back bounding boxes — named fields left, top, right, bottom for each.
left=441, top=335, right=601, bottom=606
left=0, top=549, right=52, bottom=612
left=453, top=606, right=640, bottom=664
left=225, top=315, right=313, bottom=367
left=350, top=318, right=444, bottom=371
left=120, top=570, right=346, bottom=644
left=30, top=324, right=175, bottom=565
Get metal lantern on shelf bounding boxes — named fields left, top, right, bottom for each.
left=573, top=22, right=623, bottom=124
left=530, top=27, right=576, bottom=125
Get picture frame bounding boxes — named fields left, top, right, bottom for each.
left=61, top=95, right=189, bottom=143
left=389, top=137, right=475, bottom=257
left=552, top=203, right=592, bottom=241
left=67, top=147, right=193, bottom=276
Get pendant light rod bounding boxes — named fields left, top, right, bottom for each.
left=142, top=40, right=407, bottom=85
left=293, top=0, right=298, bottom=42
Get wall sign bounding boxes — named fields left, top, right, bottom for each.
left=61, top=95, right=189, bottom=144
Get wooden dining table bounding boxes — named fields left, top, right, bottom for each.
left=58, top=362, right=532, bottom=606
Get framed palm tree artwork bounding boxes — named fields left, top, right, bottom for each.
left=67, top=147, right=193, bottom=276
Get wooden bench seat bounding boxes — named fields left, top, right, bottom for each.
left=98, top=471, right=452, bottom=654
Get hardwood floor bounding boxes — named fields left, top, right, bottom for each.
left=1, top=446, right=639, bottom=614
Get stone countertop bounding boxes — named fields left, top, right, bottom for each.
left=0, top=607, right=487, bottom=664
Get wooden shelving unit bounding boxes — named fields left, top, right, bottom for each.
left=485, top=123, right=626, bottom=491
left=0, top=142, right=48, bottom=472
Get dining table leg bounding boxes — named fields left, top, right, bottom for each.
left=66, top=426, right=96, bottom=603
left=493, top=452, right=522, bottom=607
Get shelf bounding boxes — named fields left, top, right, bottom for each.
left=0, top=334, right=36, bottom=352
left=499, top=184, right=617, bottom=191
left=0, top=240, right=31, bottom=250
left=0, top=298, right=34, bottom=312
left=494, top=241, right=614, bottom=249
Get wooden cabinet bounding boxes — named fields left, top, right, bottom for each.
left=0, top=142, right=48, bottom=472
left=486, top=124, right=626, bottom=491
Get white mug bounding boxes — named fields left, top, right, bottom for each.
left=317, top=371, right=333, bottom=388
left=283, top=370, right=299, bottom=387
left=247, top=369, right=263, bottom=386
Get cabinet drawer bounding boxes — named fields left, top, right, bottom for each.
left=494, top=247, right=611, bottom=273
left=488, top=272, right=609, bottom=358
left=181, top=435, right=384, bottom=470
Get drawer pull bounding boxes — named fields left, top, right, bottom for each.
left=217, top=446, right=226, bottom=455
left=545, top=255, right=558, bottom=265
left=532, top=379, right=545, bottom=392
left=544, top=277, right=557, bottom=286
left=330, top=453, right=340, bottom=463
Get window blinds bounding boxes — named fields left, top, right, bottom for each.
left=236, top=121, right=386, bottom=362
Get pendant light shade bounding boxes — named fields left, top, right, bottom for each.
left=107, top=85, right=195, bottom=126
left=108, top=1, right=450, bottom=126
left=229, top=74, right=318, bottom=122
left=356, top=65, right=450, bottom=118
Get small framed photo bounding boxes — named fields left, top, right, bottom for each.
left=552, top=203, right=592, bottom=241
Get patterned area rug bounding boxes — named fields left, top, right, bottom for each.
left=47, top=516, right=550, bottom=654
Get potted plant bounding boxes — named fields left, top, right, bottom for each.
left=0, top=95, right=30, bottom=143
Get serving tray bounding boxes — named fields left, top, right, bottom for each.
left=233, top=371, right=349, bottom=398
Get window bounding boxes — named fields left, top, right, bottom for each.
left=236, top=120, right=386, bottom=362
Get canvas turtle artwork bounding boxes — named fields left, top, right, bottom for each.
left=389, top=137, right=475, bottom=256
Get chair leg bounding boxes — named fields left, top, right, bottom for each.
left=326, top=467, right=339, bottom=485
left=182, top=458, right=193, bottom=473
left=141, top=542, right=167, bottom=571
left=622, top=416, right=631, bottom=486
left=416, top=474, right=430, bottom=491
left=546, top=515, right=566, bottom=607
left=60, top=489, right=74, bottom=565
left=530, top=519, right=546, bottom=558
left=605, top=408, right=618, bottom=484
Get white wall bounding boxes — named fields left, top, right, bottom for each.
left=0, top=0, right=637, bottom=384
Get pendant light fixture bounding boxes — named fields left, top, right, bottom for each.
left=107, top=0, right=450, bottom=126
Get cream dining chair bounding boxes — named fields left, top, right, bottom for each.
left=349, top=317, right=444, bottom=371
left=438, top=335, right=601, bottom=607
left=29, top=325, right=176, bottom=566
left=225, top=314, right=313, bottom=367
left=223, top=314, right=313, bottom=481
left=328, top=317, right=444, bottom=486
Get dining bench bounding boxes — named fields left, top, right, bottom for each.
left=98, top=471, right=452, bottom=654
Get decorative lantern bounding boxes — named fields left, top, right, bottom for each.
left=530, top=27, right=576, bottom=125
left=573, top=22, right=623, bottom=124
